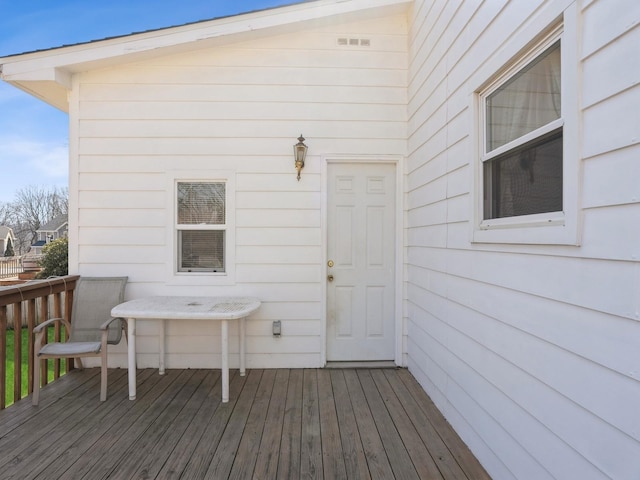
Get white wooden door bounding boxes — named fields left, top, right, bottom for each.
left=326, top=162, right=396, bottom=361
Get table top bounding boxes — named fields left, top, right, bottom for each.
left=111, top=296, right=261, bottom=320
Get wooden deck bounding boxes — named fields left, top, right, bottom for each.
left=0, top=368, right=491, bottom=479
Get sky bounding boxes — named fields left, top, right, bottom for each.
left=0, top=0, right=296, bottom=203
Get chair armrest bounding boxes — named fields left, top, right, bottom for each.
left=34, top=317, right=71, bottom=333
left=100, top=317, right=126, bottom=330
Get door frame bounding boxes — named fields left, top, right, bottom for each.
left=321, top=155, right=404, bottom=366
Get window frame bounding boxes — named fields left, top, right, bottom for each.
left=481, top=38, right=563, bottom=164
left=471, top=10, right=581, bottom=246
left=176, top=181, right=227, bottom=273
left=167, top=170, right=236, bottom=286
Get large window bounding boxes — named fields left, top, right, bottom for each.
left=482, top=40, right=562, bottom=220
left=176, top=182, right=226, bottom=273
left=473, top=13, right=579, bottom=246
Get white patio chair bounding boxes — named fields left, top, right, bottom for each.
left=32, top=276, right=128, bottom=405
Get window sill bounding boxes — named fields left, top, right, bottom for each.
left=480, top=211, right=565, bottom=230
left=472, top=211, right=580, bottom=245
left=166, top=271, right=235, bottom=287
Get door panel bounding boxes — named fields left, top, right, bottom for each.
left=327, top=162, right=396, bottom=361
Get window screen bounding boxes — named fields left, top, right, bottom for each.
left=484, top=131, right=562, bottom=219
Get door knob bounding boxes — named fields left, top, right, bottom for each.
left=327, top=275, right=334, bottom=282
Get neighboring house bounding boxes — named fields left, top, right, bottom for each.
left=29, top=213, right=68, bottom=255
left=0, top=226, right=16, bottom=256
left=1, top=1, right=638, bottom=478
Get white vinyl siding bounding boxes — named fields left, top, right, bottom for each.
left=72, top=12, right=408, bottom=370
left=407, top=1, right=640, bottom=479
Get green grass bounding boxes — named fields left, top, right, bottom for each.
left=5, top=327, right=66, bottom=407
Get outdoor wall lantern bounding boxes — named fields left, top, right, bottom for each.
left=293, top=135, right=308, bottom=181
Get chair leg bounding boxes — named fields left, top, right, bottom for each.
left=32, top=329, right=45, bottom=407
left=100, top=346, right=108, bottom=401
left=32, top=354, right=40, bottom=406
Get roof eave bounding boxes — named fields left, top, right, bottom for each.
left=0, top=0, right=410, bottom=110
left=1, top=66, right=71, bottom=112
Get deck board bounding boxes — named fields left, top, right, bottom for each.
left=228, top=369, right=275, bottom=480
left=204, top=369, right=261, bottom=479
left=179, top=371, right=244, bottom=480
left=358, top=369, right=420, bottom=480
left=13, top=370, right=131, bottom=480
left=330, top=370, right=372, bottom=479
left=252, top=369, right=289, bottom=479
left=0, top=367, right=491, bottom=479
left=317, top=369, right=348, bottom=479
left=371, top=369, right=445, bottom=479
left=301, top=369, right=323, bottom=479
left=153, top=369, right=221, bottom=479
left=343, top=369, right=396, bottom=480
left=115, top=369, right=209, bottom=479
left=278, top=368, right=303, bottom=479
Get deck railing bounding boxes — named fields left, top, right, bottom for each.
left=0, top=275, right=80, bottom=408
left=0, top=256, right=24, bottom=280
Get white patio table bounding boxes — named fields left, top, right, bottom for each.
left=111, top=296, right=261, bottom=403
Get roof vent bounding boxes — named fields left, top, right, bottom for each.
left=337, top=38, right=371, bottom=47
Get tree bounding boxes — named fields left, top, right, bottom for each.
left=0, top=186, right=68, bottom=255
left=4, top=237, right=15, bottom=257
left=36, top=236, right=68, bottom=278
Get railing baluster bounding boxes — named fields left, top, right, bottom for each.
left=13, top=302, right=22, bottom=404
left=27, top=299, right=36, bottom=394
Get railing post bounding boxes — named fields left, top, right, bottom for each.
left=0, top=305, right=6, bottom=409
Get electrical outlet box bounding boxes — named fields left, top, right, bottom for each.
left=273, top=320, right=281, bottom=337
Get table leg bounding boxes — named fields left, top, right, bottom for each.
left=159, top=318, right=166, bottom=375
left=221, top=319, right=229, bottom=403
left=239, top=317, right=246, bottom=377
left=128, top=318, right=136, bottom=400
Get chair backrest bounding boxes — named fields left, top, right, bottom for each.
left=68, top=277, right=128, bottom=344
